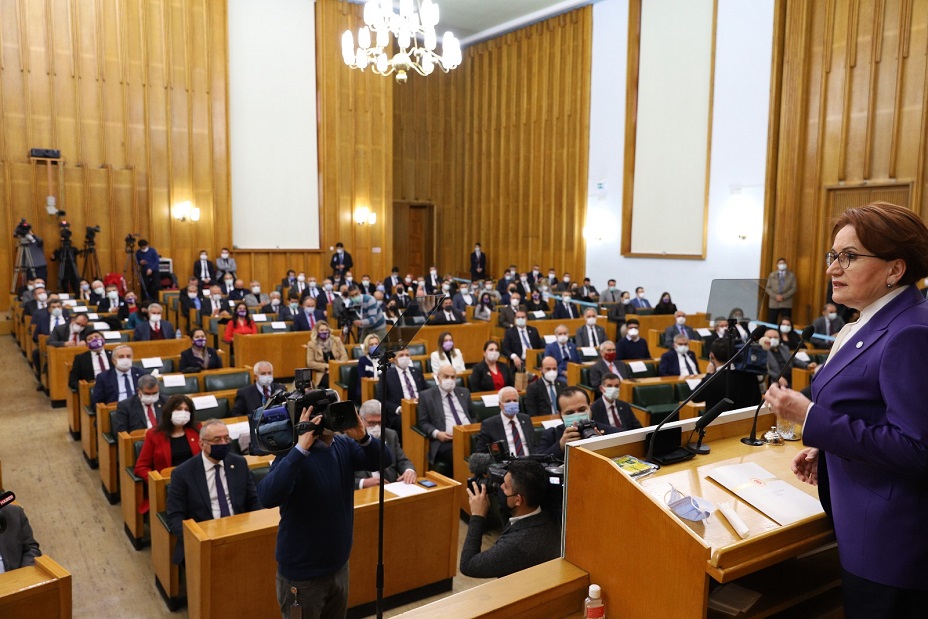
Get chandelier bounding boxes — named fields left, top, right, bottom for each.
left=341, top=0, right=463, bottom=83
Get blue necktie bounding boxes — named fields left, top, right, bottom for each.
left=121, top=373, right=133, bottom=401
left=214, top=464, right=231, bottom=517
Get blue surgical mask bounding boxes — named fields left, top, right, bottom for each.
left=562, top=412, right=589, bottom=428
left=209, top=442, right=230, bottom=461
left=665, top=486, right=714, bottom=522
left=502, top=401, right=520, bottom=417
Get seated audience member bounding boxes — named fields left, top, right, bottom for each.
left=557, top=272, right=573, bottom=293
left=537, top=387, right=618, bottom=458
left=243, top=281, right=269, bottom=308
left=49, top=312, right=89, bottom=347
left=653, top=292, right=676, bottom=315
left=260, top=291, right=283, bottom=316
left=502, top=311, right=543, bottom=372
left=777, top=316, right=802, bottom=350
left=514, top=273, right=532, bottom=299
left=288, top=272, right=308, bottom=300
left=430, top=296, right=466, bottom=326
left=355, top=334, right=381, bottom=402
left=218, top=273, right=234, bottom=297
left=474, top=387, right=534, bottom=456
left=480, top=279, right=501, bottom=305
left=180, top=328, right=222, bottom=371
left=18, top=277, right=38, bottom=304
left=224, top=302, right=257, bottom=344
left=0, top=503, right=41, bottom=571
left=355, top=400, right=416, bottom=488
left=179, top=282, right=203, bottom=331
left=201, top=285, right=232, bottom=321
left=588, top=341, right=627, bottom=392
left=87, top=279, right=105, bottom=305
left=384, top=267, right=402, bottom=297
left=112, top=374, right=167, bottom=434
left=194, top=250, right=217, bottom=288
left=663, top=310, right=700, bottom=345
left=231, top=361, right=286, bottom=418
left=228, top=279, right=248, bottom=301
left=452, top=283, right=476, bottom=313
left=294, top=296, right=327, bottom=332
left=578, top=278, right=599, bottom=303
left=524, top=357, right=563, bottom=417
left=134, top=395, right=201, bottom=514
left=120, top=292, right=142, bottom=324
left=703, top=318, right=730, bottom=350
left=305, top=321, right=348, bottom=389
left=575, top=308, right=607, bottom=348
left=21, top=284, right=48, bottom=319
left=812, top=302, right=844, bottom=346
left=95, top=284, right=124, bottom=314
left=607, top=291, right=636, bottom=328
left=764, top=328, right=815, bottom=388
left=92, top=345, right=144, bottom=405
left=126, top=297, right=152, bottom=330
left=552, top=292, right=580, bottom=319
left=277, top=292, right=302, bottom=322
left=600, top=280, right=622, bottom=303
left=134, top=302, right=175, bottom=341
left=497, top=293, right=523, bottom=329
left=430, top=331, right=466, bottom=375
left=417, top=365, right=474, bottom=470
left=382, top=348, right=428, bottom=431
left=470, top=341, right=514, bottom=393
left=461, top=459, right=560, bottom=578
left=728, top=309, right=752, bottom=342
left=525, top=290, right=549, bottom=313
left=473, top=293, right=494, bottom=322
left=167, top=418, right=261, bottom=564
left=68, top=330, right=111, bottom=390
left=694, top=338, right=762, bottom=411
left=31, top=297, right=69, bottom=342
left=658, top=335, right=700, bottom=377
left=630, top=287, right=651, bottom=310
left=543, top=324, right=580, bottom=383
left=383, top=299, right=401, bottom=324
left=215, top=248, right=238, bottom=280
left=77, top=278, right=92, bottom=302
left=391, top=284, right=411, bottom=309
left=357, top=274, right=375, bottom=296
left=592, top=374, right=642, bottom=431
left=280, top=269, right=297, bottom=292
left=616, top=319, right=650, bottom=360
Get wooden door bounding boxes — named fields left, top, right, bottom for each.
left=392, top=202, right=434, bottom=276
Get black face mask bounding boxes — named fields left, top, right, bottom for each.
left=209, top=443, right=230, bottom=461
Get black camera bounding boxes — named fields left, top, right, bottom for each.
left=59, top=220, right=72, bottom=240
left=86, top=225, right=100, bottom=239
left=14, top=218, right=32, bottom=238
left=466, top=443, right=565, bottom=522
left=251, top=386, right=358, bottom=456
left=574, top=419, right=600, bottom=440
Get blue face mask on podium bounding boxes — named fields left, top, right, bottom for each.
left=665, top=486, right=714, bottom=522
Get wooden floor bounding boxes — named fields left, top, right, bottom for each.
left=0, top=335, right=493, bottom=618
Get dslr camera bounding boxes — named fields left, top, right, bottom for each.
left=574, top=419, right=600, bottom=440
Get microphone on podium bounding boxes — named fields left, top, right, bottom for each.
left=686, top=398, right=734, bottom=454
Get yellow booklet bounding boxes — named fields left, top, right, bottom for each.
left=612, top=455, right=659, bottom=479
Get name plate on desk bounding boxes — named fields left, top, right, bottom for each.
left=480, top=394, right=499, bottom=407
left=628, top=361, right=648, bottom=373
left=93, top=321, right=111, bottom=330
left=383, top=481, right=427, bottom=497
left=87, top=313, right=99, bottom=320
left=252, top=314, right=267, bottom=322
left=270, top=321, right=286, bottom=329
left=191, top=395, right=219, bottom=410
left=533, top=310, right=547, bottom=319
left=72, top=305, right=88, bottom=312
left=141, top=357, right=164, bottom=368
left=103, top=331, right=122, bottom=340
left=543, top=334, right=557, bottom=344
left=62, top=299, right=77, bottom=307
left=58, top=293, right=70, bottom=300
left=580, top=346, right=597, bottom=357
left=162, top=374, right=187, bottom=387
left=696, top=328, right=712, bottom=337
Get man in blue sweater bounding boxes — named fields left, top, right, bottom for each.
left=257, top=405, right=391, bottom=619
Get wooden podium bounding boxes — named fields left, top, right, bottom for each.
left=0, top=555, right=72, bottom=618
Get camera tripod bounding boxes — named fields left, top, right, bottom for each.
left=81, top=238, right=102, bottom=283
left=55, top=239, right=80, bottom=294
left=10, top=238, right=36, bottom=294
left=122, top=234, right=148, bottom=299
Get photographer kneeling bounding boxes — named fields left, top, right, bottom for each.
left=461, top=459, right=561, bottom=578
left=538, top=387, right=620, bottom=459
left=256, top=404, right=391, bottom=619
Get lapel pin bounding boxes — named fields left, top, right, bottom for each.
left=230, top=464, right=235, bottom=469
left=856, top=341, right=863, bottom=348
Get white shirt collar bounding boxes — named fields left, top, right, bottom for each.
left=201, top=451, right=220, bottom=469
left=509, top=506, right=542, bottom=524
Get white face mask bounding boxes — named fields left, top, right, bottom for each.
left=221, top=252, right=229, bottom=258
left=778, top=263, right=787, bottom=271
left=716, top=326, right=728, bottom=336
left=543, top=370, right=558, bottom=383
left=627, top=328, right=639, bottom=338
left=107, top=291, right=119, bottom=300
left=139, top=393, right=160, bottom=406
left=224, top=279, right=233, bottom=285
left=586, top=316, right=597, bottom=326
left=515, top=318, right=527, bottom=327
left=510, top=298, right=520, bottom=307
left=637, top=292, right=646, bottom=298
left=827, top=312, right=838, bottom=321
left=442, top=284, right=450, bottom=292
left=200, top=254, right=208, bottom=260
left=676, top=316, right=686, bottom=326
left=70, top=323, right=84, bottom=333
left=675, top=345, right=689, bottom=355
left=93, top=286, right=104, bottom=296
left=211, top=294, right=222, bottom=302
left=556, top=334, right=568, bottom=344
left=251, top=286, right=261, bottom=294
left=51, top=308, right=62, bottom=318
left=486, top=350, right=500, bottom=362
left=779, top=325, right=791, bottom=334
left=367, top=425, right=382, bottom=439
left=396, top=356, right=412, bottom=370
left=768, top=338, right=780, bottom=348
left=149, top=313, right=162, bottom=323
left=603, top=386, right=619, bottom=401
left=257, top=374, right=274, bottom=386
left=439, top=378, right=456, bottom=392
left=115, top=358, right=133, bottom=371
left=622, top=298, right=630, bottom=305
left=171, top=410, right=191, bottom=426
left=563, top=277, right=570, bottom=283
left=297, top=275, right=306, bottom=283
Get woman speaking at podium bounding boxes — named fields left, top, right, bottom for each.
left=765, top=203, right=928, bottom=618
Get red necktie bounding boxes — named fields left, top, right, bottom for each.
left=264, top=386, right=270, bottom=401
left=309, top=314, right=315, bottom=329
left=610, top=404, right=623, bottom=429
left=96, top=353, right=106, bottom=373
left=72, top=333, right=79, bottom=344
left=510, top=420, right=525, bottom=456
left=146, top=404, right=157, bottom=427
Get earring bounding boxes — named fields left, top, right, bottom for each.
left=887, top=282, right=894, bottom=288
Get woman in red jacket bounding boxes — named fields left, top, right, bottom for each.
left=134, top=394, right=200, bottom=514
left=224, top=301, right=257, bottom=344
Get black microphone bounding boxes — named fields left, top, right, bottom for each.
left=467, top=452, right=494, bottom=477
left=646, top=326, right=766, bottom=463
left=742, top=325, right=815, bottom=446
left=687, top=398, right=734, bottom=454
left=0, top=490, right=15, bottom=534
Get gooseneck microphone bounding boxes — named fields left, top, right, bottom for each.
left=645, top=326, right=766, bottom=463
left=686, top=398, right=734, bottom=454
left=742, top=325, right=816, bottom=446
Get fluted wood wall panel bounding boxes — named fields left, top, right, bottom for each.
left=0, top=0, right=230, bottom=311
left=394, top=8, right=593, bottom=280
left=765, top=0, right=928, bottom=322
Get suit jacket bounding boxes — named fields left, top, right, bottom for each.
left=383, top=365, right=429, bottom=430
left=588, top=358, right=628, bottom=391
left=48, top=323, right=87, bottom=347
left=179, top=347, right=223, bottom=371
left=501, top=325, right=543, bottom=361
left=469, top=251, right=487, bottom=280
left=200, top=298, right=233, bottom=319
left=474, top=413, right=536, bottom=456
left=91, top=367, right=145, bottom=405
left=574, top=324, right=607, bottom=348
left=765, top=270, right=797, bottom=309
left=330, top=251, right=353, bottom=274
left=600, top=289, right=622, bottom=303
left=193, top=259, right=217, bottom=282
left=629, top=297, right=651, bottom=309
left=497, top=305, right=522, bottom=329
left=469, top=361, right=514, bottom=393
left=552, top=302, right=579, bottom=320
left=804, top=286, right=928, bottom=589
left=451, top=292, right=477, bottom=313
left=524, top=378, right=563, bottom=416
left=113, top=394, right=168, bottom=434
left=135, top=427, right=201, bottom=513
left=430, top=307, right=466, bottom=325
left=658, top=348, right=701, bottom=377
left=292, top=309, right=327, bottom=332
left=275, top=305, right=300, bottom=322
left=607, top=303, right=635, bottom=323
left=133, top=320, right=175, bottom=341
left=459, top=509, right=560, bottom=579
left=243, top=292, right=270, bottom=308
left=538, top=421, right=618, bottom=457
left=231, top=382, right=286, bottom=418
left=416, top=386, right=474, bottom=463
left=543, top=341, right=581, bottom=380
left=812, top=315, right=846, bottom=338
left=766, top=345, right=809, bottom=386
left=31, top=309, right=71, bottom=341
left=0, top=505, right=41, bottom=570
left=167, top=452, right=261, bottom=563
left=69, top=348, right=113, bottom=391
left=662, top=324, right=701, bottom=345
left=354, top=428, right=414, bottom=484
left=94, top=297, right=124, bottom=314
left=591, top=398, right=642, bottom=431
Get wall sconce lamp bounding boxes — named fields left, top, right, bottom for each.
left=172, top=201, right=200, bottom=222
left=355, top=206, right=377, bottom=226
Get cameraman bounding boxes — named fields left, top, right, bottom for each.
left=537, top=387, right=619, bottom=459
left=256, top=405, right=391, bottom=619
left=16, top=224, right=48, bottom=282
left=461, top=459, right=561, bottom=578
left=135, top=239, right=160, bottom=300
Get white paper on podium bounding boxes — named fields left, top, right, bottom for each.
left=532, top=310, right=546, bottom=319
left=795, top=351, right=810, bottom=363
left=271, top=321, right=286, bottom=329
left=543, top=334, right=557, bottom=344
left=191, top=395, right=219, bottom=410
left=225, top=421, right=251, bottom=440
left=384, top=481, right=427, bottom=497
left=541, top=419, right=564, bottom=429
left=162, top=374, right=187, bottom=387
left=481, top=395, right=499, bottom=407
left=103, top=331, right=122, bottom=340
left=696, top=328, right=712, bottom=337
left=252, top=313, right=267, bottom=322
left=141, top=357, right=164, bottom=368
left=71, top=305, right=88, bottom=313
left=628, top=361, right=648, bottom=374
left=707, top=462, right=823, bottom=526
left=580, top=347, right=597, bottom=357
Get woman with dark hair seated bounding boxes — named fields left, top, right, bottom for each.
left=180, top=327, right=223, bottom=371
left=654, top=292, right=677, bottom=315
left=469, top=341, right=514, bottom=393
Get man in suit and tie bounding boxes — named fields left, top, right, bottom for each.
left=537, top=387, right=618, bottom=458
left=31, top=297, right=70, bottom=342
left=575, top=308, right=607, bottom=348
left=260, top=291, right=283, bottom=317
left=92, top=345, right=145, bottom=405
left=384, top=267, right=402, bottom=297
left=502, top=311, right=543, bottom=372
left=354, top=400, right=417, bottom=488
left=588, top=341, right=628, bottom=392
left=68, top=330, right=112, bottom=392
left=48, top=312, right=89, bottom=347
left=497, top=293, right=523, bottom=329
left=281, top=270, right=297, bottom=293
left=591, top=374, right=642, bottom=431
left=416, top=365, right=474, bottom=469
left=200, top=286, right=233, bottom=322
left=430, top=297, right=466, bottom=325
left=22, top=284, right=49, bottom=319
left=629, top=287, right=651, bottom=310
left=469, top=242, right=487, bottom=281
left=112, top=374, right=167, bottom=434
left=288, top=272, right=309, bottom=300
left=662, top=310, right=700, bottom=346
left=382, top=348, right=428, bottom=432
left=474, top=387, right=536, bottom=456
left=231, top=361, right=286, bottom=418
left=552, top=292, right=580, bottom=320
left=764, top=257, right=796, bottom=324
left=133, top=302, right=174, bottom=340
left=543, top=324, right=581, bottom=383
left=0, top=503, right=41, bottom=572
left=600, top=279, right=622, bottom=303
left=293, top=297, right=326, bottom=332
left=812, top=303, right=845, bottom=345
left=658, top=334, right=701, bottom=377
left=452, top=283, right=477, bottom=313
left=524, top=357, right=563, bottom=416
left=193, top=250, right=217, bottom=288
left=330, top=242, right=353, bottom=280
left=167, top=419, right=262, bottom=564
left=179, top=281, right=204, bottom=332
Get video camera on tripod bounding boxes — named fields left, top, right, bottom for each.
left=13, top=218, right=33, bottom=240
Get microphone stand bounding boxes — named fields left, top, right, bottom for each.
left=646, top=327, right=765, bottom=463
left=373, top=350, right=395, bottom=619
